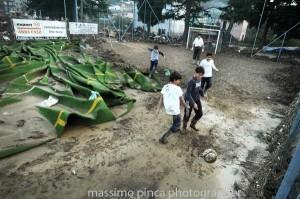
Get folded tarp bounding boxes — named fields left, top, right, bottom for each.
left=262, top=46, right=300, bottom=53
left=0, top=40, right=162, bottom=158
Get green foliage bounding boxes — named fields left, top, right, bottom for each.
left=135, top=0, right=167, bottom=32
left=164, top=0, right=209, bottom=20
left=26, top=0, right=74, bottom=20
left=164, top=0, right=210, bottom=40
left=81, top=0, right=108, bottom=20
left=26, top=0, right=108, bottom=21
left=222, top=0, right=300, bottom=38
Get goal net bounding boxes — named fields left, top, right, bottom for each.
left=186, top=27, right=221, bottom=54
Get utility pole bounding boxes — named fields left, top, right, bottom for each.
left=143, top=1, right=146, bottom=38
left=74, top=0, right=79, bottom=22
left=132, top=1, right=135, bottom=40
left=121, top=0, right=123, bottom=38
left=80, top=0, right=83, bottom=21
left=64, top=0, right=67, bottom=20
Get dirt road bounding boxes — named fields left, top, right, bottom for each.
left=1, top=40, right=298, bottom=199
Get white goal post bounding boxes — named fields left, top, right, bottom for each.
left=186, top=27, right=221, bottom=54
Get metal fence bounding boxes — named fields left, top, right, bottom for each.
left=274, top=94, right=300, bottom=199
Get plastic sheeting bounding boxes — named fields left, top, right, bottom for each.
left=0, top=40, right=162, bottom=158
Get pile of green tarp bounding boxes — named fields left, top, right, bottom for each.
left=0, top=40, right=162, bottom=158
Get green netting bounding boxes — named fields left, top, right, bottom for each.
left=0, top=40, right=162, bottom=158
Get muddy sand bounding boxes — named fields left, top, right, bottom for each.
left=1, top=40, right=299, bottom=199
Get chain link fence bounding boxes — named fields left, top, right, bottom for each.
left=220, top=22, right=300, bottom=63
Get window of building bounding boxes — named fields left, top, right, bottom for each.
left=3, top=0, right=15, bottom=15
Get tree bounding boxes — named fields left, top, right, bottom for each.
left=222, top=0, right=300, bottom=45
left=135, top=0, right=167, bottom=35
left=164, top=0, right=210, bottom=41
left=80, top=0, right=107, bottom=21
left=26, top=0, right=74, bottom=20
left=26, top=0, right=107, bottom=21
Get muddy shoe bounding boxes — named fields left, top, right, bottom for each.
left=159, top=130, right=171, bottom=144
left=190, top=119, right=199, bottom=131
left=190, top=120, right=199, bottom=131
left=159, top=137, right=168, bottom=144
left=190, top=124, right=199, bottom=131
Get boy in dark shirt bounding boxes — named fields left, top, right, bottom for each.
left=183, top=66, right=205, bottom=132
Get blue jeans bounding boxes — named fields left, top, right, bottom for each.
left=149, top=60, right=158, bottom=74
left=169, top=115, right=181, bottom=133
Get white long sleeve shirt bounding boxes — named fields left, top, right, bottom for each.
left=199, top=59, right=218, bottom=77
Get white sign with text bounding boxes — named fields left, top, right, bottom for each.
left=69, top=22, right=98, bottom=35
left=13, top=19, right=67, bottom=40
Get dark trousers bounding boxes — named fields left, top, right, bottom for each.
left=183, top=100, right=203, bottom=123
left=169, top=115, right=181, bottom=132
left=149, top=60, right=158, bottom=75
left=201, top=77, right=212, bottom=93
left=193, top=47, right=202, bottom=60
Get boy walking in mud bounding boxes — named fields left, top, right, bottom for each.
left=183, top=66, right=205, bottom=132
left=192, top=34, right=204, bottom=64
left=157, top=71, right=187, bottom=144
left=199, top=52, right=219, bottom=99
left=148, top=45, right=164, bottom=78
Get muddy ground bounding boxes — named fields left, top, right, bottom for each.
left=1, top=39, right=300, bottom=199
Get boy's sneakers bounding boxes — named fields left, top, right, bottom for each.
left=190, top=124, right=199, bottom=131
left=159, top=130, right=172, bottom=144
left=159, top=129, right=181, bottom=144
left=190, top=119, right=199, bottom=131
left=159, top=137, right=168, bottom=144
left=155, top=70, right=158, bottom=74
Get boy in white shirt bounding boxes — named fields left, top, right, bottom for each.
left=199, top=52, right=219, bottom=97
left=157, top=71, right=187, bottom=144
left=192, top=34, right=204, bottom=64
left=148, top=45, right=164, bottom=78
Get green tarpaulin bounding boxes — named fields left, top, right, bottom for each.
left=0, top=40, right=162, bottom=158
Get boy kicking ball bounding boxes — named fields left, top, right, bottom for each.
left=157, top=71, right=187, bottom=144
left=183, top=66, right=205, bottom=132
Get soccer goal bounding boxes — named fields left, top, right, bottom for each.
left=186, top=27, right=221, bottom=54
